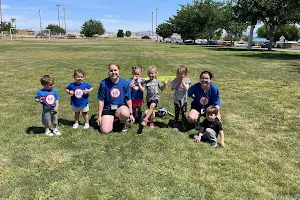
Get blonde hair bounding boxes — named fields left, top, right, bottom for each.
left=40, top=74, right=54, bottom=86
left=177, top=65, right=188, bottom=75
left=147, top=65, right=158, bottom=78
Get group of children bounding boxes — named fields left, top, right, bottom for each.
left=34, top=65, right=225, bottom=147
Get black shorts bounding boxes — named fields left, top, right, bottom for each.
left=147, top=99, right=159, bottom=109
left=102, top=109, right=116, bottom=116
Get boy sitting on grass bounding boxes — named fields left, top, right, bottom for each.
left=194, top=105, right=225, bottom=147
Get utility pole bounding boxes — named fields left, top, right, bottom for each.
left=61, top=16, right=64, bottom=34
left=56, top=4, right=61, bottom=35
left=63, top=8, right=66, bottom=33
left=39, top=10, right=42, bottom=30
left=0, top=0, right=2, bottom=23
left=151, top=10, right=153, bottom=39
left=155, top=8, right=158, bottom=41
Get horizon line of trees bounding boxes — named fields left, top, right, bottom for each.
left=156, top=0, right=300, bottom=50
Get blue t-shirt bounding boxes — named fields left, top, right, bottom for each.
left=66, top=82, right=93, bottom=107
left=188, top=82, right=220, bottom=112
left=128, top=78, right=144, bottom=101
left=34, top=88, right=60, bottom=108
left=97, top=78, right=131, bottom=110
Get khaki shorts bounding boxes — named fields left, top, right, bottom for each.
left=72, top=104, right=89, bottom=112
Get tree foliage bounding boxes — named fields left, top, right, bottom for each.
left=125, top=30, right=131, bottom=37
left=80, top=19, right=105, bottom=37
left=156, top=23, right=173, bottom=39
left=117, top=29, right=124, bottom=37
left=46, top=24, right=66, bottom=35
left=257, top=24, right=300, bottom=42
left=0, top=21, right=13, bottom=32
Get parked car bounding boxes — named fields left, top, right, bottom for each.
left=234, top=41, right=247, bottom=47
left=221, top=41, right=232, bottom=46
left=183, top=39, right=194, bottom=44
left=209, top=40, right=218, bottom=45
left=141, top=36, right=150, bottom=39
left=35, top=33, right=48, bottom=38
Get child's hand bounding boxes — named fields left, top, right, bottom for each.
left=164, top=78, right=168, bottom=85
left=134, top=75, right=139, bottom=80
left=54, top=106, right=58, bottom=112
left=39, top=96, right=45, bottom=102
left=69, top=90, right=74, bottom=95
left=194, top=135, right=201, bottom=143
left=137, top=78, right=142, bottom=83
left=83, top=89, right=89, bottom=94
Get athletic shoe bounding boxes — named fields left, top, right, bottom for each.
left=45, top=130, right=54, bottom=136
left=121, top=124, right=128, bottom=132
left=83, top=123, right=90, bottom=129
left=73, top=123, right=79, bottom=129
left=53, top=128, right=61, bottom=135
left=195, top=119, right=201, bottom=130
left=173, top=122, right=179, bottom=132
left=211, top=142, right=218, bottom=148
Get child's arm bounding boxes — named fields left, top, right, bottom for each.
left=65, top=88, right=74, bottom=95
left=194, top=127, right=204, bottom=142
left=129, top=78, right=136, bottom=88
left=159, top=78, right=168, bottom=91
left=219, top=130, right=225, bottom=147
left=54, top=100, right=59, bottom=112
left=35, top=97, right=43, bottom=103
left=84, top=87, right=94, bottom=94
left=181, top=79, right=190, bottom=91
left=137, top=78, right=145, bottom=91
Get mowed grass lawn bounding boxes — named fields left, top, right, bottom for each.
left=1, top=39, right=300, bottom=199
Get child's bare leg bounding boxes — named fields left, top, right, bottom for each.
left=144, top=103, right=156, bottom=121
left=74, top=112, right=80, bottom=124
left=82, top=112, right=89, bottom=124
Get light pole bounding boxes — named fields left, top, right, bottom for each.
left=63, top=8, right=66, bottom=33
left=0, top=0, right=2, bottom=23
left=155, top=8, right=158, bottom=41
left=39, top=10, right=42, bottom=30
left=56, top=4, right=61, bottom=35
left=151, top=10, right=153, bottom=39
left=61, top=16, right=64, bottom=34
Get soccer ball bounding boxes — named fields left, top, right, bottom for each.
left=157, top=106, right=168, bottom=117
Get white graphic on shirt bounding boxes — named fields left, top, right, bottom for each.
left=200, top=97, right=209, bottom=105
left=45, top=94, right=55, bottom=105
left=110, top=88, right=121, bottom=98
left=74, top=89, right=84, bottom=98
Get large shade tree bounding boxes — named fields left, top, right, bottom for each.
left=156, top=22, right=173, bottom=39
left=80, top=19, right=105, bottom=37
left=257, top=24, right=300, bottom=42
left=46, top=24, right=66, bottom=35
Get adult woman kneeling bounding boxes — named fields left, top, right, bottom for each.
left=188, top=71, right=221, bottom=128
left=97, top=62, right=135, bottom=133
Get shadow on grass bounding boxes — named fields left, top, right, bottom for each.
left=26, top=126, right=44, bottom=134
left=58, top=118, right=73, bottom=126
left=287, top=64, right=300, bottom=73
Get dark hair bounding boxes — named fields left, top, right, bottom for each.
left=206, top=105, right=218, bottom=115
left=108, top=62, right=120, bottom=70
left=74, top=69, right=85, bottom=78
left=40, top=74, right=54, bottom=86
left=200, top=70, right=213, bottom=79
left=132, top=65, right=143, bottom=72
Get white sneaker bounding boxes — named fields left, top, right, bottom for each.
left=83, top=123, right=90, bottom=129
left=73, top=123, right=79, bottom=129
left=45, top=130, right=53, bottom=136
left=53, top=128, right=61, bottom=135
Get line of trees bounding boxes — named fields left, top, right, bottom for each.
left=156, top=0, right=300, bottom=50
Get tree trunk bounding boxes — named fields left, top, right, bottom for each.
left=247, top=25, right=255, bottom=50
left=267, top=25, right=275, bottom=51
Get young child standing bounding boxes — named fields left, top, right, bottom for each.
left=194, top=105, right=225, bottom=147
left=65, top=69, right=94, bottom=129
left=170, top=65, right=191, bottom=132
left=128, top=65, right=145, bottom=122
left=34, top=75, right=61, bottom=136
left=141, top=65, right=168, bottom=128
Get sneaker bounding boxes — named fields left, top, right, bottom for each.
left=73, top=123, right=79, bottom=129
left=150, top=122, right=155, bottom=128
left=182, top=123, right=188, bottom=132
left=173, top=122, right=179, bottom=132
left=121, top=124, right=128, bottom=132
left=45, top=130, right=54, bottom=136
left=53, top=128, right=61, bottom=135
left=83, top=123, right=90, bottom=129
left=211, top=142, right=218, bottom=148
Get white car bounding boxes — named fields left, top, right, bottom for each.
left=234, top=41, right=247, bottom=47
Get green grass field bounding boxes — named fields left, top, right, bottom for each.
left=1, top=39, right=300, bottom=199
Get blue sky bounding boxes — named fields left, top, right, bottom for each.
left=1, top=0, right=194, bottom=32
